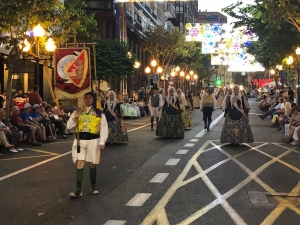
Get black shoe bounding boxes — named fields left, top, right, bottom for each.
left=31, top=142, right=42, bottom=146
left=207, top=127, right=210, bottom=132
left=258, top=115, right=264, bottom=120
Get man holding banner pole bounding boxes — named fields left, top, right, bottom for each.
left=67, top=91, right=108, bottom=198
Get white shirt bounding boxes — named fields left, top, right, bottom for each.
left=67, top=110, right=108, bottom=145
left=200, top=93, right=216, bottom=110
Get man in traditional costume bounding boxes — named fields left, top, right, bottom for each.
left=149, top=87, right=163, bottom=131
left=104, top=91, right=128, bottom=144
left=67, top=91, right=108, bottom=198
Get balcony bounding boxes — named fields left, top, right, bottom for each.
left=157, top=6, right=166, bottom=25
left=164, top=3, right=176, bottom=18
left=144, top=4, right=151, bottom=14
left=136, top=2, right=159, bottom=25
left=125, top=11, right=133, bottom=26
left=165, top=21, right=175, bottom=31
left=134, top=2, right=142, bottom=10
left=151, top=11, right=157, bottom=20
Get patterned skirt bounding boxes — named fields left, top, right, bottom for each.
left=107, top=120, right=129, bottom=144
left=156, top=112, right=184, bottom=138
left=180, top=103, right=192, bottom=128
left=220, top=115, right=254, bottom=144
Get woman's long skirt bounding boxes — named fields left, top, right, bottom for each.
left=220, top=115, right=254, bottom=144
left=156, top=112, right=184, bottom=138
left=193, top=97, right=200, bottom=109
left=120, top=104, right=137, bottom=118
left=107, top=120, right=128, bottom=144
left=180, top=103, right=192, bottom=128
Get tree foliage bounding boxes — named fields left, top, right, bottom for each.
left=0, top=0, right=97, bottom=121
left=141, top=26, right=184, bottom=69
left=92, top=39, right=135, bottom=88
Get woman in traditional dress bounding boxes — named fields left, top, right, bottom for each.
left=104, top=91, right=128, bottom=144
left=156, top=87, right=184, bottom=138
left=120, top=102, right=138, bottom=118
left=220, top=86, right=254, bottom=145
left=177, top=89, right=192, bottom=129
left=200, top=87, right=216, bottom=131
left=193, top=90, right=201, bottom=109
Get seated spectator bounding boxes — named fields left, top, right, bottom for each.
left=31, top=104, right=56, bottom=140
left=258, top=97, right=282, bottom=120
left=283, top=107, right=300, bottom=142
left=258, top=95, right=269, bottom=112
left=10, top=106, right=41, bottom=146
left=46, top=105, right=67, bottom=139
left=20, top=103, right=51, bottom=143
left=0, top=109, right=23, bottom=153
left=277, top=102, right=296, bottom=132
left=270, top=98, right=287, bottom=127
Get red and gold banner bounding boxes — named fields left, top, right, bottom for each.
left=55, top=48, right=91, bottom=99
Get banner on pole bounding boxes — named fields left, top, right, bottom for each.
left=55, top=48, right=91, bottom=99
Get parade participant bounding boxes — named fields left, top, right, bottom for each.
left=149, top=87, right=163, bottom=131
left=193, top=90, right=201, bottom=109
left=156, top=87, right=184, bottom=138
left=220, top=86, right=254, bottom=145
left=67, top=91, right=108, bottom=198
left=104, top=91, right=128, bottom=144
left=177, top=89, right=192, bottom=129
left=200, top=87, right=216, bottom=131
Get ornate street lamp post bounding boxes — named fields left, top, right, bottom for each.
left=295, top=47, right=300, bottom=106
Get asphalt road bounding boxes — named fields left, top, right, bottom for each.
left=0, top=99, right=300, bottom=225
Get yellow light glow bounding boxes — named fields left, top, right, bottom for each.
left=296, top=47, right=300, bottom=55
left=134, top=61, right=141, bottom=68
left=33, top=24, right=45, bottom=37
left=270, top=69, right=275, bottom=75
left=230, top=84, right=234, bottom=89
left=171, top=71, right=176, bottom=77
left=145, top=67, right=151, bottom=73
left=175, top=66, right=180, bottom=72
left=127, top=52, right=132, bottom=58
left=180, top=71, right=185, bottom=77
left=189, top=70, right=194, bottom=75
left=20, top=39, right=31, bottom=52
left=45, top=38, right=56, bottom=52
left=193, top=74, right=198, bottom=80
left=186, top=75, right=191, bottom=80
left=240, top=85, right=244, bottom=91
left=288, top=56, right=294, bottom=64
left=151, top=60, right=157, bottom=67
left=157, top=66, right=163, bottom=73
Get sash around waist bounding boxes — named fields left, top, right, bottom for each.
left=76, top=132, right=99, bottom=140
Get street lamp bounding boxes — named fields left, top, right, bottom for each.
left=151, top=60, right=157, bottom=67
left=134, top=61, right=141, bottom=69
left=22, top=24, right=56, bottom=87
left=157, top=66, right=163, bottom=74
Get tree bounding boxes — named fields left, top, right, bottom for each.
left=141, top=26, right=184, bottom=69
left=92, top=39, right=135, bottom=92
left=0, top=0, right=97, bottom=121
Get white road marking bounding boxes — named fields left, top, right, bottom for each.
left=184, top=143, right=195, bottom=147
left=103, top=220, right=126, bottom=225
left=0, top=151, right=71, bottom=182
left=127, top=123, right=151, bottom=133
left=195, top=113, right=224, bottom=138
left=0, top=121, right=152, bottom=182
left=189, top=139, right=199, bottom=142
left=165, top=159, right=181, bottom=166
left=176, top=150, right=189, bottom=155
left=149, top=173, right=169, bottom=183
left=249, top=113, right=262, bottom=116
left=126, top=193, right=152, bottom=207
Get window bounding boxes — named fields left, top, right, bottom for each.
left=86, top=1, right=112, bottom=9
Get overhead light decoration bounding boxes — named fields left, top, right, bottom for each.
left=185, top=23, right=264, bottom=72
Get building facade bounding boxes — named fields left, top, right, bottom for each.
left=197, top=11, right=227, bottom=24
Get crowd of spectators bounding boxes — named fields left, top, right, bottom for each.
left=257, top=86, right=300, bottom=146
left=0, top=85, right=72, bottom=155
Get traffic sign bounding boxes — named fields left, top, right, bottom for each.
left=153, top=74, right=159, bottom=81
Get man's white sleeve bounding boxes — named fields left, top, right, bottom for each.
left=67, top=111, right=77, bottom=130
left=99, top=114, right=108, bottom=145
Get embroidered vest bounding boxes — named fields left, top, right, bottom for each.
left=151, top=94, right=160, bottom=107
left=202, top=94, right=213, bottom=107
left=78, top=108, right=101, bottom=134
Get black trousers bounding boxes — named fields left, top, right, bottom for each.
left=203, top=107, right=213, bottom=124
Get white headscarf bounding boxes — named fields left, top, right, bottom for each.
left=176, top=89, right=187, bottom=106
left=106, top=91, right=119, bottom=110
left=230, top=86, right=243, bottom=106
left=166, top=87, right=178, bottom=105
